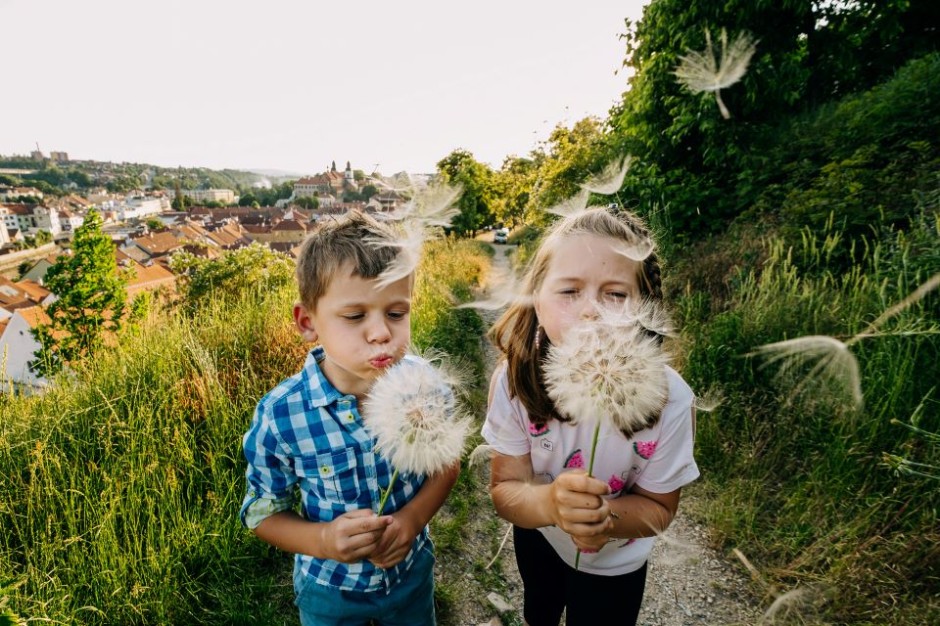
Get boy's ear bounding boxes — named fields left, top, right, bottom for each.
left=293, top=302, right=318, bottom=343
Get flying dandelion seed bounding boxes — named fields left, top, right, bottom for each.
left=749, top=272, right=940, bottom=410
left=543, top=308, right=671, bottom=568
left=361, top=353, right=470, bottom=513
left=748, top=335, right=863, bottom=409
left=387, top=182, right=462, bottom=228
left=456, top=265, right=532, bottom=311
left=609, top=236, right=655, bottom=263
left=674, top=28, right=758, bottom=119
left=545, top=188, right=591, bottom=218
left=759, top=587, right=821, bottom=625
left=694, top=388, right=725, bottom=413
left=367, top=183, right=463, bottom=289
left=580, top=156, right=634, bottom=196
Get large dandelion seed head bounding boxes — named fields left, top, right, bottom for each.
left=543, top=314, right=671, bottom=437
left=362, top=354, right=470, bottom=476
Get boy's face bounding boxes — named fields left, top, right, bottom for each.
left=294, top=264, right=412, bottom=400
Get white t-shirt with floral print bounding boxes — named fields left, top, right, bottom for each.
left=482, top=362, right=700, bottom=575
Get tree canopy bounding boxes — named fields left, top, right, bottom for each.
left=31, top=210, right=127, bottom=376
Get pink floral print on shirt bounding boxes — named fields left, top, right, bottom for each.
left=633, top=440, right=658, bottom=460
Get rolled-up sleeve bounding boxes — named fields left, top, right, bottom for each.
left=240, top=405, right=296, bottom=529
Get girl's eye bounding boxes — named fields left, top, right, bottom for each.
left=387, top=310, right=407, bottom=321
left=604, top=292, right=627, bottom=301
left=559, top=289, right=579, bottom=297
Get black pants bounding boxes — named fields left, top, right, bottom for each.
left=513, top=525, right=647, bottom=626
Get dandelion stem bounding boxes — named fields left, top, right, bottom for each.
left=574, top=420, right=603, bottom=570
left=376, top=467, right=399, bottom=515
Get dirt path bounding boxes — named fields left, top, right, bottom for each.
left=441, top=242, right=764, bottom=626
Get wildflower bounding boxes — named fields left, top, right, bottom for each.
left=362, top=352, right=470, bottom=513
left=674, top=28, right=758, bottom=119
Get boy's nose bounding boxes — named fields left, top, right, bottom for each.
left=367, top=319, right=392, bottom=343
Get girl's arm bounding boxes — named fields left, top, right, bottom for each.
left=489, top=452, right=613, bottom=536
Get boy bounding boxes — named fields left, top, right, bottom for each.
left=240, top=210, right=459, bottom=626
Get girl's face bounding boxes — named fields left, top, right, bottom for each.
left=534, top=233, right=642, bottom=346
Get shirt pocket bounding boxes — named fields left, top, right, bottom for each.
left=296, top=449, right=361, bottom=503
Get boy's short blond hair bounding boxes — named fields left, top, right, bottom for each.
left=295, top=210, right=402, bottom=309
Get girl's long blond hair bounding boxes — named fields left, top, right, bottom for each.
left=488, top=207, right=664, bottom=425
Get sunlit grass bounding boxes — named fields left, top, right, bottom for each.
left=0, top=237, right=490, bottom=624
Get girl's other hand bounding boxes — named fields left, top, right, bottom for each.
left=548, top=470, right=613, bottom=536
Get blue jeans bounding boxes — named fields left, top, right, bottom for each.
left=295, top=546, right=436, bottom=626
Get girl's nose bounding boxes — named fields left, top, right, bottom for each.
left=579, top=298, right=600, bottom=320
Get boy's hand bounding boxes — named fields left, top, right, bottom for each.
left=323, top=509, right=392, bottom=563
left=368, top=511, right=419, bottom=569
left=548, top=470, right=613, bottom=537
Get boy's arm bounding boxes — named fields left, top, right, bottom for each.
left=254, top=509, right=391, bottom=563
left=369, top=460, right=461, bottom=569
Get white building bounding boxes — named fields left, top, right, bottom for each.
left=31, top=206, right=62, bottom=236
left=0, top=307, right=49, bottom=393
left=167, top=188, right=237, bottom=204
left=118, top=196, right=164, bottom=221
left=0, top=203, right=60, bottom=236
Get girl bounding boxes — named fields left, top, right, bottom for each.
left=481, top=207, right=699, bottom=626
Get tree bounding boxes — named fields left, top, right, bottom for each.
left=31, top=209, right=127, bottom=376
left=33, top=229, right=53, bottom=246
left=607, top=0, right=940, bottom=236
left=169, top=242, right=294, bottom=311
left=435, top=149, right=494, bottom=236
left=492, top=155, right=539, bottom=228
left=294, top=196, right=319, bottom=210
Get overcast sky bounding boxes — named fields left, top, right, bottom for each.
left=0, top=0, right=648, bottom=176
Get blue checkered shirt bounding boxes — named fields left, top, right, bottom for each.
left=240, top=346, right=429, bottom=593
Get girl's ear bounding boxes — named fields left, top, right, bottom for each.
left=293, top=302, right=318, bottom=343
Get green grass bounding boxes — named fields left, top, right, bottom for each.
left=676, top=211, right=940, bottom=624
left=0, top=238, right=491, bottom=624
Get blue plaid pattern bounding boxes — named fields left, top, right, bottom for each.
left=240, top=346, right=429, bottom=593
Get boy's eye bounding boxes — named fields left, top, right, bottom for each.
left=387, top=310, right=408, bottom=321
left=342, top=313, right=364, bottom=321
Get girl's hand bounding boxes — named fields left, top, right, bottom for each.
left=548, top=470, right=613, bottom=537
left=571, top=533, right=610, bottom=553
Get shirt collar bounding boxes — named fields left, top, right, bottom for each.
left=305, top=346, right=343, bottom=408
